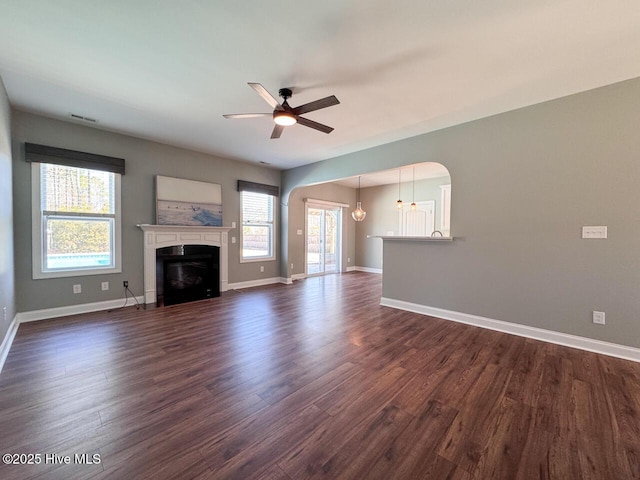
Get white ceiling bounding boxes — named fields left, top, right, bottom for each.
left=1, top=1, right=640, bottom=171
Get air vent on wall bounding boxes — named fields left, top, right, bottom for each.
left=70, top=113, right=97, bottom=123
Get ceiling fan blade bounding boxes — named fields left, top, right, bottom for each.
left=248, top=83, right=283, bottom=110
left=296, top=116, right=334, bottom=134
left=223, top=113, right=271, bottom=119
left=270, top=124, right=284, bottom=139
left=292, top=95, right=340, bottom=115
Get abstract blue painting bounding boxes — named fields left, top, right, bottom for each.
left=156, top=176, right=223, bottom=226
left=157, top=200, right=223, bottom=226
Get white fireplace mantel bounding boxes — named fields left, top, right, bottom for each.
left=137, top=224, right=233, bottom=304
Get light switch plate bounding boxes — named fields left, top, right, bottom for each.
left=582, top=226, right=607, bottom=239
left=73, top=284, right=82, bottom=294
left=101, top=281, right=109, bottom=291
left=231, top=236, right=236, bottom=244
left=297, top=229, right=303, bottom=235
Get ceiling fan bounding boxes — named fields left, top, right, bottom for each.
left=223, top=83, right=340, bottom=139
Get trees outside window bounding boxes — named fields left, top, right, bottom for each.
left=32, top=162, right=121, bottom=278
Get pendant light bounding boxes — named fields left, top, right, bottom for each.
left=352, top=176, right=367, bottom=222
left=396, top=169, right=403, bottom=210
left=411, top=167, right=417, bottom=211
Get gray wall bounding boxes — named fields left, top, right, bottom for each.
left=356, top=176, right=450, bottom=269
left=282, top=77, right=640, bottom=349
left=287, top=183, right=356, bottom=277
left=12, top=111, right=280, bottom=312
left=0, top=77, right=15, bottom=343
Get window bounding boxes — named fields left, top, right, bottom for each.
left=240, top=190, right=276, bottom=261
left=32, top=162, right=122, bottom=278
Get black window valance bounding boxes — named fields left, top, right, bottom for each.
left=25, top=142, right=125, bottom=175
left=237, top=180, right=279, bottom=197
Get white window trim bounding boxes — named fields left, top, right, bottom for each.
left=239, top=191, right=277, bottom=263
left=31, top=162, right=122, bottom=279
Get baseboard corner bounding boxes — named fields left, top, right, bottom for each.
left=354, top=266, right=383, bottom=274
left=0, top=315, right=20, bottom=374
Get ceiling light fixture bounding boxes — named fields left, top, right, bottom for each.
left=273, top=110, right=297, bottom=126
left=397, top=169, right=403, bottom=210
left=411, top=167, right=417, bottom=211
left=352, top=176, right=367, bottom=222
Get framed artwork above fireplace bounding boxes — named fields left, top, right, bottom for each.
left=156, top=175, right=222, bottom=226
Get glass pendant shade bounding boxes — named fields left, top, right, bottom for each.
left=352, top=202, right=366, bottom=221
left=411, top=202, right=417, bottom=210
left=352, top=176, right=367, bottom=221
left=397, top=199, right=403, bottom=210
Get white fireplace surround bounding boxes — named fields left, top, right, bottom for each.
left=138, top=224, right=232, bottom=304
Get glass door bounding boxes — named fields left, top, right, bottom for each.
left=306, top=205, right=341, bottom=276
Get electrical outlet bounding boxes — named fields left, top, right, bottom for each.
left=260, top=266, right=265, bottom=273
left=290, top=263, right=294, bottom=270
left=593, top=311, right=606, bottom=325
left=3, top=306, right=6, bottom=323
left=348, top=257, right=351, bottom=263
left=231, top=236, right=236, bottom=244
left=231, top=221, right=236, bottom=228
left=123, top=281, right=129, bottom=288
left=101, top=281, right=109, bottom=291
left=73, top=284, right=82, bottom=294
left=582, top=226, right=607, bottom=239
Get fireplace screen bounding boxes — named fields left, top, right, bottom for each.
left=156, top=245, right=220, bottom=306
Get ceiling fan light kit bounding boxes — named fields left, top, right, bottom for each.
left=273, top=111, right=297, bottom=126
left=224, top=83, right=339, bottom=139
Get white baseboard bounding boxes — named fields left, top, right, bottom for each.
left=380, top=297, right=640, bottom=363
left=292, top=273, right=306, bottom=280
left=2, top=295, right=143, bottom=374
left=354, top=266, right=383, bottom=274
left=0, top=315, right=19, bottom=374
left=228, top=277, right=287, bottom=290
left=346, top=266, right=356, bottom=272
left=16, top=296, right=145, bottom=324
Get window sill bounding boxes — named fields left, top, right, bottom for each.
left=33, top=265, right=122, bottom=280
left=240, top=257, right=277, bottom=264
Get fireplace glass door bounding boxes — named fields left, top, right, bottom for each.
left=156, top=245, right=220, bottom=306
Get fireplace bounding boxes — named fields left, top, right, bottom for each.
left=138, top=224, right=232, bottom=306
left=156, top=245, right=220, bottom=306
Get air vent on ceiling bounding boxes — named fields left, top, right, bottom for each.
left=70, top=113, right=97, bottom=123
left=259, top=161, right=271, bottom=165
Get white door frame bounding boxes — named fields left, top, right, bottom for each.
left=304, top=198, right=347, bottom=277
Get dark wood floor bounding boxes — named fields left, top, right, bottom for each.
left=1, top=272, right=639, bottom=479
